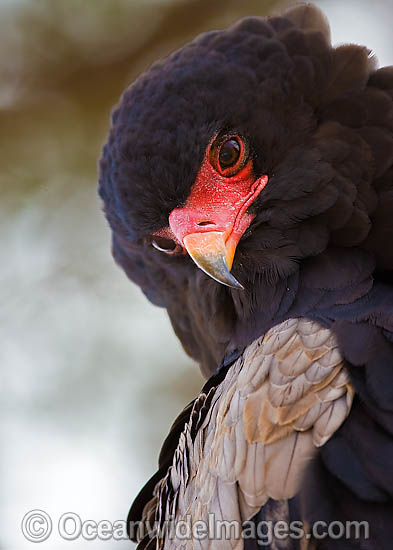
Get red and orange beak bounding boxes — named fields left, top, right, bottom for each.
left=167, top=148, right=269, bottom=289
left=172, top=223, right=247, bottom=290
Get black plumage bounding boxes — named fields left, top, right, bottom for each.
left=99, top=4, right=393, bottom=549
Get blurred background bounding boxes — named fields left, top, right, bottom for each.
left=1, top=0, right=393, bottom=548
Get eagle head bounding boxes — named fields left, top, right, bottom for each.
left=99, top=4, right=393, bottom=374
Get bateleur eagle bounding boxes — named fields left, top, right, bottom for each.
left=98, top=3, right=393, bottom=549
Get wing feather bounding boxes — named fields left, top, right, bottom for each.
left=141, top=318, right=353, bottom=549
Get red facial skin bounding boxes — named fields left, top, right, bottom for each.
left=154, top=135, right=268, bottom=273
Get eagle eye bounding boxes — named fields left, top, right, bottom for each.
left=209, top=134, right=248, bottom=177
left=152, top=236, right=182, bottom=255
left=219, top=138, right=240, bottom=168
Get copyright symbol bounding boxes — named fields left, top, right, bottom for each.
left=22, top=510, right=52, bottom=542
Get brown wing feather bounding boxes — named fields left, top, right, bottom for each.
left=138, top=318, right=353, bottom=549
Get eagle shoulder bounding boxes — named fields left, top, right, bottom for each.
left=137, top=318, right=354, bottom=549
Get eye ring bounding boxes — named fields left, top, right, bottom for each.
left=209, top=134, right=248, bottom=177
left=152, top=237, right=182, bottom=255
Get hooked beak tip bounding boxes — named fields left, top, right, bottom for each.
left=183, top=232, right=244, bottom=290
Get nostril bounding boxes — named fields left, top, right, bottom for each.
left=197, top=221, right=215, bottom=226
